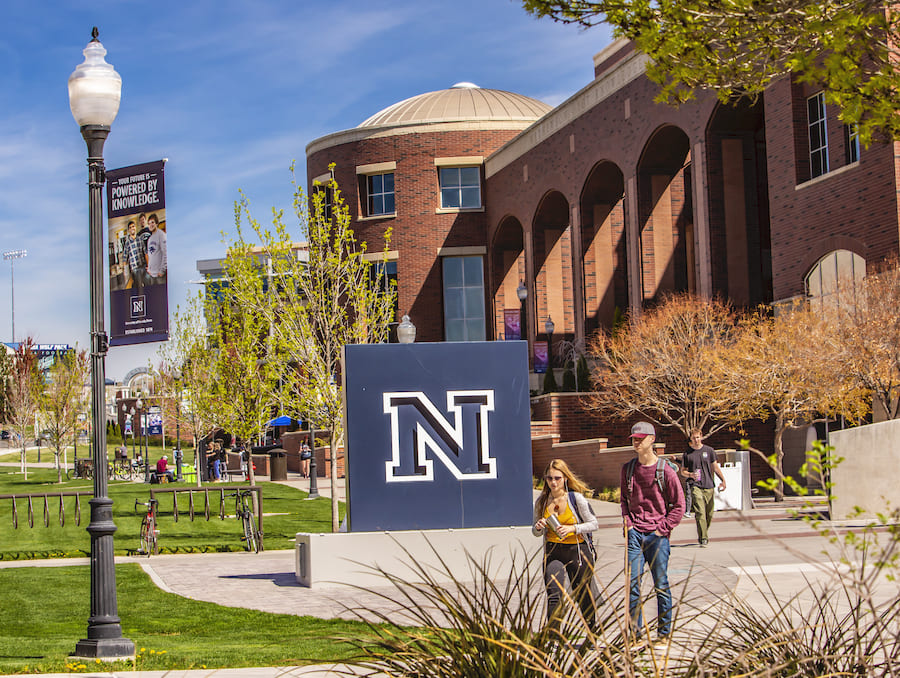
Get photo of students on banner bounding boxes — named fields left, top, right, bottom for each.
left=106, top=160, right=169, bottom=346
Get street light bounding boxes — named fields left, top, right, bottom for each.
left=136, top=397, right=150, bottom=483
left=516, top=280, right=527, bottom=341
left=68, top=27, right=133, bottom=659
left=545, top=315, right=555, bottom=368
left=172, top=368, right=183, bottom=482
left=2, top=249, right=26, bottom=342
left=397, top=314, right=416, bottom=344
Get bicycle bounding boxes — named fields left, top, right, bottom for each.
left=66, top=458, right=93, bottom=480
left=227, top=489, right=261, bottom=553
left=134, top=497, right=160, bottom=556
left=111, top=458, right=133, bottom=480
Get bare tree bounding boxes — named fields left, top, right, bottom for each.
left=723, top=304, right=868, bottom=500
left=824, top=258, right=900, bottom=421
left=588, top=294, right=739, bottom=439
left=39, top=348, right=89, bottom=483
left=5, top=339, right=42, bottom=480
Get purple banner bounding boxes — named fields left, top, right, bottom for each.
left=533, top=341, right=548, bottom=374
left=106, top=160, right=169, bottom=345
left=503, top=309, right=521, bottom=340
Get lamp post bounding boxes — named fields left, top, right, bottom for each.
left=397, top=314, right=416, bottom=344
left=545, top=315, right=555, bottom=368
left=307, top=422, right=319, bottom=500
left=136, top=397, right=150, bottom=483
left=516, top=280, right=527, bottom=342
left=173, top=368, right=183, bottom=482
left=3, top=249, right=27, bottom=343
left=68, top=27, right=134, bottom=660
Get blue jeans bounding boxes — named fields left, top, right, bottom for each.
left=627, top=528, right=672, bottom=637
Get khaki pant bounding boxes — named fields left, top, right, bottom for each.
left=690, top=486, right=715, bottom=542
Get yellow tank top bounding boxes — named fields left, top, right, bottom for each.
left=544, top=502, right=583, bottom=545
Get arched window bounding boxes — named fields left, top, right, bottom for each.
left=805, top=250, right=865, bottom=309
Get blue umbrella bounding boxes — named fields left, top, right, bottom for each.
left=267, top=415, right=294, bottom=427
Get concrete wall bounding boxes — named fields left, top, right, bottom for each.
left=295, top=526, right=540, bottom=588
left=830, top=419, right=900, bottom=520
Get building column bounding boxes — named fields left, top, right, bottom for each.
left=692, top=140, right=713, bottom=298
left=625, top=174, right=642, bottom=314
left=570, top=203, right=586, bottom=347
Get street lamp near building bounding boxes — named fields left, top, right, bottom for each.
left=68, top=27, right=134, bottom=660
left=2, top=249, right=27, bottom=343
left=516, top=280, right=527, bottom=342
left=397, top=314, right=416, bottom=344
left=545, top=315, right=555, bottom=368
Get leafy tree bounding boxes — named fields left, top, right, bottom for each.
left=156, top=296, right=221, bottom=485
left=5, top=339, right=42, bottom=480
left=39, top=348, right=89, bottom=483
left=522, top=0, right=899, bottom=143
left=723, top=304, right=867, bottom=499
left=198, top=248, right=297, bottom=491
left=588, top=294, right=738, bottom=438
left=231, top=166, right=396, bottom=531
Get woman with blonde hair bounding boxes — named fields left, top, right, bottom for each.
left=533, top=458, right=598, bottom=626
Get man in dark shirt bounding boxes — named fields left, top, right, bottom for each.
left=680, top=428, right=727, bottom=547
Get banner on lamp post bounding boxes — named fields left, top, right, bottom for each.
left=106, top=160, right=169, bottom=345
left=533, top=341, right=548, bottom=374
left=503, top=309, right=521, bottom=340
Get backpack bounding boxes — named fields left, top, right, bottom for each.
left=568, top=491, right=597, bottom=559
left=623, top=458, right=678, bottom=512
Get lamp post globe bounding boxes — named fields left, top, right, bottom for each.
left=545, top=316, right=555, bottom=367
left=68, top=27, right=133, bottom=660
left=397, top=314, right=416, bottom=344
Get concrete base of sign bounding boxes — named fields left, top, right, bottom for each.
left=295, top=526, right=540, bottom=588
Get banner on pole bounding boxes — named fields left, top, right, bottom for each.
left=106, top=160, right=169, bottom=345
left=503, top=309, right=521, bottom=340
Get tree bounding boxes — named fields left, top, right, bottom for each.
left=198, top=246, right=297, bottom=491
left=722, top=304, right=867, bottom=499
left=824, top=258, right=900, bottom=420
left=588, top=294, right=738, bottom=438
left=5, top=339, right=42, bottom=480
left=522, top=0, right=900, bottom=143
left=156, top=296, right=220, bottom=485
left=231, top=166, right=396, bottom=531
left=39, top=349, right=89, bottom=483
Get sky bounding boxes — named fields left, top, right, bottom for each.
left=0, top=1, right=611, bottom=381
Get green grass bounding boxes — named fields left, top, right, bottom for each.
left=0, top=468, right=343, bottom=559
left=0, top=563, right=367, bottom=674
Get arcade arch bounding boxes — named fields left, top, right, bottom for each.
left=490, top=217, right=527, bottom=341
left=532, top=191, right=574, bottom=349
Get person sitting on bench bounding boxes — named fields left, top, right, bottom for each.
left=155, top=455, right=174, bottom=483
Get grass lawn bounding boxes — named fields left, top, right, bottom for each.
left=0, top=563, right=369, bottom=674
left=0, top=468, right=343, bottom=559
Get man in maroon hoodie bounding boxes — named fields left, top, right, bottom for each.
left=621, top=422, right=685, bottom=647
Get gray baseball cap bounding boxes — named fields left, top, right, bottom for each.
left=629, top=422, right=655, bottom=438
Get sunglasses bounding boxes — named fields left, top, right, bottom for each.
left=545, top=475, right=564, bottom=482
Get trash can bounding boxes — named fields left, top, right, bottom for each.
left=715, top=449, right=753, bottom=511
left=269, top=449, right=287, bottom=481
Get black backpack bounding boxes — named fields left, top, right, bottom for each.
left=623, top=457, right=678, bottom=511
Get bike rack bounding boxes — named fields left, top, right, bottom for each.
left=148, top=485, right=263, bottom=550
left=1, top=491, right=91, bottom=529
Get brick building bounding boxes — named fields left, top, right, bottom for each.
left=308, top=39, right=894, bottom=360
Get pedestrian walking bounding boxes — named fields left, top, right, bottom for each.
left=680, top=428, right=727, bottom=546
left=621, top=422, right=684, bottom=648
left=532, top=458, right=599, bottom=629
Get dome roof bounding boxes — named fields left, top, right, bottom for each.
left=358, top=83, right=551, bottom=128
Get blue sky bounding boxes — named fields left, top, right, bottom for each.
left=1, top=1, right=610, bottom=380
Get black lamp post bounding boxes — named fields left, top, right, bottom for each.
left=173, top=369, right=183, bottom=481
left=516, top=280, right=527, bottom=342
left=307, top=423, right=319, bottom=499
left=137, top=397, right=150, bottom=483
left=69, top=27, right=134, bottom=660
left=545, top=315, right=555, bottom=368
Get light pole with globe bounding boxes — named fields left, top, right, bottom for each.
left=68, top=27, right=134, bottom=659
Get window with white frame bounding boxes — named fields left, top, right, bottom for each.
left=442, top=256, right=485, bottom=341
left=807, top=92, right=829, bottom=178
left=367, top=173, right=395, bottom=216
left=845, top=124, right=860, bottom=164
left=439, top=166, right=481, bottom=209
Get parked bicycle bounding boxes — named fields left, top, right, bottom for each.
left=66, top=458, right=93, bottom=480
left=227, top=489, right=261, bottom=553
left=134, top=497, right=160, bottom=556
left=111, top=458, right=134, bottom=481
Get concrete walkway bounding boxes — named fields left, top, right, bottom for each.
left=1, top=483, right=896, bottom=677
